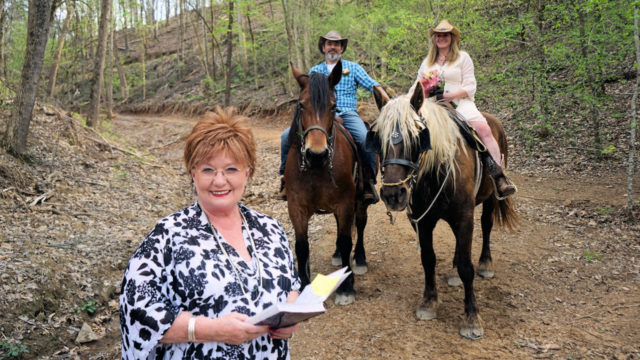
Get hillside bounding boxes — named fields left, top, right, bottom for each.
left=0, top=1, right=639, bottom=358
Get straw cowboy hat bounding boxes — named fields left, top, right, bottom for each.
left=318, top=30, right=348, bottom=54
left=429, top=19, right=460, bottom=39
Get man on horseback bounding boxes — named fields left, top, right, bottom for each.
left=277, top=30, right=389, bottom=205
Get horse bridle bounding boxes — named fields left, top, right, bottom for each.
left=379, top=107, right=425, bottom=189
left=294, top=101, right=336, bottom=173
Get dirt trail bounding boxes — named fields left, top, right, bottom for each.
left=102, top=113, right=640, bottom=359
left=8, top=111, right=635, bottom=359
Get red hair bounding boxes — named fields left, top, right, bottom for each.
left=184, top=106, right=256, bottom=178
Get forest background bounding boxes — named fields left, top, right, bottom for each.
left=0, top=0, right=637, bottom=171
left=0, top=0, right=639, bottom=358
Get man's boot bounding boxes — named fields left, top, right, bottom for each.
left=275, top=176, right=287, bottom=201
left=483, top=155, right=516, bottom=199
left=362, top=166, right=379, bottom=206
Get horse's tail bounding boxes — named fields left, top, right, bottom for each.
left=492, top=195, right=519, bottom=231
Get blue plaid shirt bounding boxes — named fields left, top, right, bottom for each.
left=309, top=59, right=379, bottom=115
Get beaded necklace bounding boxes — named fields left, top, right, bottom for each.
left=202, top=205, right=263, bottom=303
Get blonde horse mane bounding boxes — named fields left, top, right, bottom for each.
left=374, top=95, right=464, bottom=181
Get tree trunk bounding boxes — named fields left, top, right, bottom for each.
left=165, top=0, right=170, bottom=23
left=291, top=0, right=302, bottom=69
left=179, top=0, right=184, bottom=61
left=87, top=0, right=112, bottom=127
left=235, top=3, right=248, bottom=76
left=123, top=0, right=130, bottom=50
left=0, top=0, right=7, bottom=79
left=141, top=27, right=147, bottom=100
left=246, top=6, right=258, bottom=89
left=113, top=40, right=129, bottom=100
left=224, top=0, right=233, bottom=106
left=578, top=6, right=602, bottom=154
left=209, top=0, right=217, bottom=81
left=48, top=1, right=73, bottom=97
left=3, top=0, right=55, bottom=157
left=302, top=0, right=311, bottom=70
left=281, top=0, right=294, bottom=64
left=281, top=0, right=295, bottom=95
left=201, top=16, right=210, bottom=78
left=629, top=5, right=639, bottom=219
left=105, top=7, right=114, bottom=119
left=187, top=10, right=210, bottom=75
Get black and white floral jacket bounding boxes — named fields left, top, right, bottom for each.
left=119, top=202, right=300, bottom=359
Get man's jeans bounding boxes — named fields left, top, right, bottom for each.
left=279, top=110, right=376, bottom=181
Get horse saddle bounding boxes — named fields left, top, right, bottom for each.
left=438, top=102, right=487, bottom=154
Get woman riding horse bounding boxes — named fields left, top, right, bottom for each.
left=368, top=82, right=517, bottom=339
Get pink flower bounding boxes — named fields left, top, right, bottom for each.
left=342, top=68, right=350, bottom=75
left=419, top=70, right=443, bottom=97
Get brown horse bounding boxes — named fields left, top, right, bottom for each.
left=284, top=61, right=369, bottom=305
left=367, top=83, right=518, bottom=338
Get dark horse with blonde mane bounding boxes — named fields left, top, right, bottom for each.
left=367, top=83, right=517, bottom=338
left=284, top=61, right=370, bottom=305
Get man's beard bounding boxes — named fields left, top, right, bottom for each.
left=325, top=52, right=341, bottom=62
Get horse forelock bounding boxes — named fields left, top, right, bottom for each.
left=375, top=95, right=421, bottom=162
left=375, top=96, right=464, bottom=180
left=308, top=72, right=333, bottom=119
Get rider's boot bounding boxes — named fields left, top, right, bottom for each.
left=362, top=165, right=379, bottom=206
left=275, top=176, right=287, bottom=201
left=483, top=155, right=516, bottom=199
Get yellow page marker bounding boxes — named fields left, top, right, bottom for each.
left=311, top=274, right=339, bottom=297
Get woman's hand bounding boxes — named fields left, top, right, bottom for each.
left=442, top=89, right=468, bottom=102
left=207, top=313, right=270, bottom=345
left=269, top=323, right=300, bottom=340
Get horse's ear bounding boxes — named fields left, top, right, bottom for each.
left=365, top=130, right=381, bottom=154
left=328, top=60, right=342, bottom=88
left=419, top=126, right=432, bottom=153
left=291, top=61, right=308, bottom=88
left=410, top=81, right=424, bottom=112
left=374, top=86, right=389, bottom=110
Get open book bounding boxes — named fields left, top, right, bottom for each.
left=246, top=266, right=351, bottom=329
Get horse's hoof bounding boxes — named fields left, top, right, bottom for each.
left=477, top=268, right=495, bottom=279
left=447, top=275, right=462, bottom=287
left=415, top=299, right=438, bottom=320
left=352, top=263, right=368, bottom=275
left=334, top=293, right=355, bottom=305
left=477, top=261, right=494, bottom=279
left=331, top=255, right=342, bottom=267
left=459, top=314, right=484, bottom=340
left=416, top=308, right=437, bottom=320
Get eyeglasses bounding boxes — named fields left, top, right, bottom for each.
left=435, top=33, right=451, bottom=38
left=197, top=166, right=247, bottom=180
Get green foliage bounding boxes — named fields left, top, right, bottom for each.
left=597, top=206, right=613, bottom=215
left=1, top=340, right=29, bottom=359
left=70, top=112, right=87, bottom=126
left=584, top=249, right=602, bottom=263
left=601, top=145, right=615, bottom=155
left=75, top=300, right=98, bottom=315
left=1, top=0, right=632, bottom=162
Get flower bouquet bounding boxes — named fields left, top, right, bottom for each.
left=419, top=69, right=444, bottom=99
